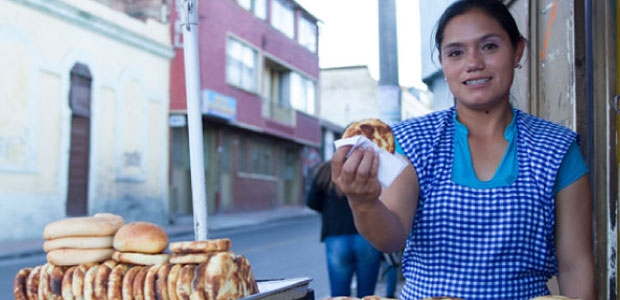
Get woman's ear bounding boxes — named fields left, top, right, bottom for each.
left=514, top=38, right=526, bottom=68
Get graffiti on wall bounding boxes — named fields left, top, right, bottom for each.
left=540, top=0, right=558, bottom=61
left=0, top=133, right=32, bottom=170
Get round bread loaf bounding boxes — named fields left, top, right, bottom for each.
left=43, top=236, right=113, bottom=252
left=107, top=264, right=129, bottom=300
left=169, top=252, right=227, bottom=265
left=169, top=238, right=232, bottom=254
left=61, top=266, right=76, bottom=300
left=112, top=251, right=170, bottom=265
left=47, top=248, right=114, bottom=266
left=342, top=118, right=395, bottom=154
left=43, top=214, right=124, bottom=240
left=25, top=265, right=41, bottom=300
left=13, top=267, right=30, bottom=300
left=167, top=264, right=182, bottom=300
left=113, top=221, right=168, bottom=254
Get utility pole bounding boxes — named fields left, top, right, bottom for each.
left=179, top=0, right=208, bottom=241
left=377, top=0, right=401, bottom=125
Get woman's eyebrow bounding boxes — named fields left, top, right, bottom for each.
left=442, top=33, right=504, bottom=50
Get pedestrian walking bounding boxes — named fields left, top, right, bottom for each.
left=306, top=161, right=382, bottom=297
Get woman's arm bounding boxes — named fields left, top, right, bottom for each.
left=555, top=175, right=596, bottom=300
left=331, top=146, right=419, bottom=253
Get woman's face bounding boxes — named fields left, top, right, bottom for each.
left=440, top=9, right=524, bottom=111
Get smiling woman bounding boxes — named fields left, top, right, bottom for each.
left=330, top=0, right=595, bottom=299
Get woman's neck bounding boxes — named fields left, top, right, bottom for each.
left=456, top=103, right=513, bottom=138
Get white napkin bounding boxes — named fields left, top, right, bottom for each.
left=334, top=135, right=407, bottom=187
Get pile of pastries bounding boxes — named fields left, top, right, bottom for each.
left=13, top=213, right=259, bottom=300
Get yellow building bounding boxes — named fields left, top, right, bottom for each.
left=0, top=0, right=173, bottom=242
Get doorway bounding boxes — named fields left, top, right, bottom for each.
left=66, top=63, right=92, bottom=216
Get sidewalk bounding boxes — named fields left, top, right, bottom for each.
left=0, top=206, right=318, bottom=262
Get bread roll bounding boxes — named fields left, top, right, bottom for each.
left=342, top=118, right=395, bottom=154
left=169, top=238, right=231, bottom=254
left=166, top=264, right=182, bottom=300
left=43, top=236, right=113, bottom=252
left=48, top=263, right=65, bottom=300
left=82, top=264, right=99, bottom=299
left=61, top=266, right=76, bottom=300
left=155, top=264, right=172, bottom=300
left=121, top=266, right=143, bottom=300
left=113, top=222, right=168, bottom=254
left=144, top=264, right=163, bottom=300
left=107, top=264, right=129, bottom=300
left=71, top=263, right=96, bottom=299
left=13, top=267, right=30, bottom=300
left=47, top=248, right=114, bottom=266
left=175, top=265, right=195, bottom=300
left=132, top=266, right=149, bottom=300
left=169, top=252, right=226, bottom=265
left=25, top=265, right=40, bottom=300
left=94, top=261, right=116, bottom=300
left=112, top=251, right=170, bottom=266
left=43, top=214, right=124, bottom=240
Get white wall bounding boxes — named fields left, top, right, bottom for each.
left=0, top=0, right=173, bottom=242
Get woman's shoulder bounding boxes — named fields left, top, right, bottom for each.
left=515, top=109, right=577, bottom=142
left=392, top=107, right=454, bottom=136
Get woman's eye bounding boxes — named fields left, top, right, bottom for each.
left=446, top=50, right=463, bottom=57
left=482, top=43, right=498, bottom=50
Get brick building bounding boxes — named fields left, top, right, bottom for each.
left=168, top=0, right=322, bottom=217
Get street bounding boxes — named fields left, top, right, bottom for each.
left=0, top=214, right=397, bottom=299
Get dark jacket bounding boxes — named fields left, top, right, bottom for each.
left=305, top=169, right=358, bottom=242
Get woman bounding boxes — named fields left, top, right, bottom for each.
left=306, top=161, right=382, bottom=297
left=331, top=0, right=595, bottom=299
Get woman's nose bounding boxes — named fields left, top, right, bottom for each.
left=465, top=50, right=484, bottom=72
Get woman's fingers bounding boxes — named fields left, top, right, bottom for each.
left=332, top=147, right=380, bottom=196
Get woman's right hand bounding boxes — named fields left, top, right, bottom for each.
left=331, top=145, right=382, bottom=207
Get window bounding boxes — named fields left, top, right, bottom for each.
left=238, top=0, right=266, bottom=20
left=298, top=16, right=317, bottom=53
left=226, top=37, right=258, bottom=92
left=271, top=0, right=294, bottom=38
left=290, top=72, right=316, bottom=114
left=239, top=136, right=275, bottom=176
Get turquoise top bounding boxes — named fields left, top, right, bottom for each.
left=394, top=113, right=588, bottom=194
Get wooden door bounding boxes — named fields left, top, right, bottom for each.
left=66, top=63, right=92, bottom=216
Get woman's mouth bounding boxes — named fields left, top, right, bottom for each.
left=464, top=77, right=491, bottom=85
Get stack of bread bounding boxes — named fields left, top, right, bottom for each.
left=167, top=238, right=259, bottom=299
left=43, top=213, right=124, bottom=266
left=14, top=215, right=260, bottom=300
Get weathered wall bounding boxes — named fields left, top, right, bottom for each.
left=0, top=0, right=173, bottom=242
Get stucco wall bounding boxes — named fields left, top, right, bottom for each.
left=0, top=0, right=173, bottom=242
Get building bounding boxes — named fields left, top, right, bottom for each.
left=168, top=0, right=322, bottom=218
left=0, top=0, right=173, bottom=242
left=319, top=65, right=432, bottom=160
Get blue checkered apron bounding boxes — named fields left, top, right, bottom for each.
left=391, top=107, right=576, bottom=300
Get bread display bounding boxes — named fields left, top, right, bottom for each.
left=343, top=118, right=396, bottom=154
left=15, top=214, right=259, bottom=300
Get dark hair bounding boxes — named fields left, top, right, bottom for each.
left=312, top=160, right=343, bottom=196
left=434, top=0, right=523, bottom=59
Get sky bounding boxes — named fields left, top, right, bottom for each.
left=295, top=0, right=423, bottom=88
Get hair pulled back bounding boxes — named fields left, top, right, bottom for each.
left=434, top=0, right=523, bottom=59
